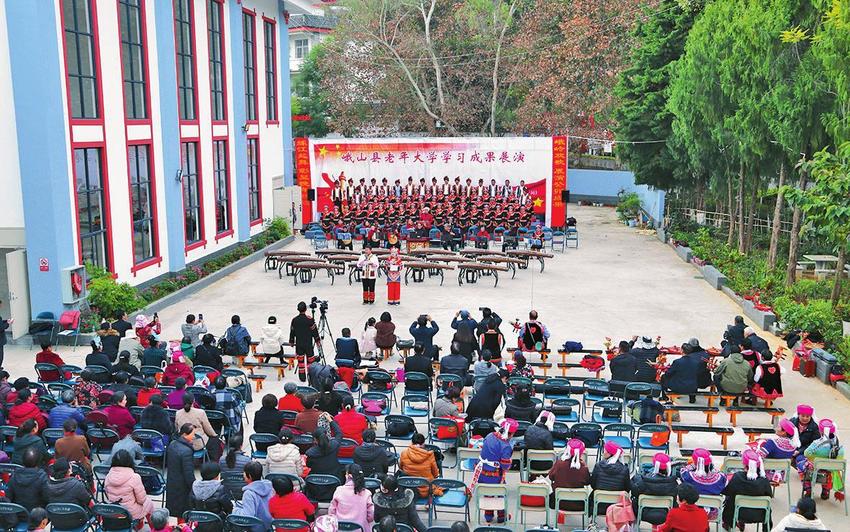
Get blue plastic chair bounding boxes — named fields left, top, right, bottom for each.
left=46, top=503, right=95, bottom=532
left=430, top=478, right=470, bottom=525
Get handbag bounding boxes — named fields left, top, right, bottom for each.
left=605, top=493, right=635, bottom=532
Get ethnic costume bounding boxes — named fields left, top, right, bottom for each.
left=802, top=419, right=845, bottom=500
left=471, top=419, right=517, bottom=523
left=384, top=250, right=403, bottom=305
left=356, top=251, right=380, bottom=304
left=752, top=360, right=783, bottom=399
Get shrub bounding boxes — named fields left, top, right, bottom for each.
left=616, top=192, right=642, bottom=221
left=772, top=296, right=842, bottom=345
left=86, top=272, right=145, bottom=320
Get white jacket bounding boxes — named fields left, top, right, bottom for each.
left=263, top=442, right=303, bottom=476
left=260, top=325, right=285, bottom=355
left=771, top=512, right=827, bottom=531
left=360, top=327, right=378, bottom=353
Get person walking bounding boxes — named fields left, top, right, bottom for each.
left=165, top=424, right=197, bottom=520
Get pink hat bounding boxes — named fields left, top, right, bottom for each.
left=819, top=419, right=836, bottom=438
left=797, top=404, right=814, bottom=416
left=499, top=418, right=519, bottom=439
left=604, top=440, right=623, bottom=463
left=653, top=453, right=672, bottom=476
left=742, top=449, right=766, bottom=480
left=562, top=438, right=586, bottom=469
left=134, top=315, right=149, bottom=329
left=779, top=418, right=801, bottom=448
left=692, top=448, right=713, bottom=478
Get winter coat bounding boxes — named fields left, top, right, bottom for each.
left=234, top=480, right=274, bottom=532
left=791, top=416, right=821, bottom=452
left=141, top=404, right=173, bottom=437
left=118, top=337, right=144, bottom=368
left=432, top=397, right=459, bottom=418
left=590, top=461, right=631, bottom=514
left=334, top=409, right=368, bottom=444
left=722, top=472, right=772, bottom=528
left=399, top=446, right=441, bottom=496
left=465, top=373, right=505, bottom=422
left=714, top=352, right=753, bottom=394
left=165, top=437, right=196, bottom=518
left=219, top=452, right=252, bottom=478
left=35, top=350, right=66, bottom=382
left=630, top=473, right=679, bottom=525
left=658, top=502, right=710, bottom=532
left=353, top=442, right=396, bottom=477
left=98, top=329, right=121, bottom=360
left=306, top=439, right=343, bottom=481
left=253, top=406, right=283, bottom=436
left=334, top=337, right=361, bottom=367
left=9, top=401, right=47, bottom=430
left=181, top=322, right=208, bottom=347
left=375, top=321, right=396, bottom=349
left=505, top=397, right=539, bottom=423
left=473, top=361, right=499, bottom=391
left=372, top=488, right=426, bottom=532
left=86, top=351, right=113, bottom=377
left=359, top=327, right=378, bottom=353
left=439, top=354, right=470, bottom=384
left=404, top=355, right=434, bottom=385
left=610, top=353, right=638, bottom=383
left=263, top=442, right=303, bottom=476
left=7, top=467, right=47, bottom=511
left=748, top=334, right=770, bottom=356
left=409, top=322, right=439, bottom=359
left=163, top=362, right=194, bottom=386
left=630, top=347, right=659, bottom=383
left=104, top=466, right=153, bottom=519
left=103, top=404, right=136, bottom=438
left=194, top=345, right=224, bottom=371
left=549, top=460, right=591, bottom=511
left=329, top=480, right=374, bottom=532
left=141, top=347, right=167, bottom=368
left=190, top=479, right=233, bottom=532
left=224, top=324, right=252, bottom=356
left=663, top=353, right=701, bottom=394
left=524, top=423, right=554, bottom=452
left=47, top=405, right=86, bottom=432
left=54, top=434, right=91, bottom=470
left=770, top=512, right=827, bottom=531
left=260, top=325, right=285, bottom=355
left=269, top=492, right=315, bottom=530
left=44, top=477, right=91, bottom=508
left=11, top=433, right=49, bottom=466
left=175, top=407, right=216, bottom=448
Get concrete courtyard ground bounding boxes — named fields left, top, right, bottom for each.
left=4, top=204, right=848, bottom=529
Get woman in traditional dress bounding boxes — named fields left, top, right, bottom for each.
left=384, top=248, right=403, bottom=305
left=356, top=247, right=380, bottom=304
left=802, top=419, right=844, bottom=500
left=752, top=351, right=783, bottom=401
left=471, top=418, right=518, bottom=524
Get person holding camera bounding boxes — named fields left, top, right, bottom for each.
left=409, top=315, right=439, bottom=360
left=290, top=302, right=321, bottom=382
left=476, top=307, right=502, bottom=337
left=357, top=247, right=380, bottom=304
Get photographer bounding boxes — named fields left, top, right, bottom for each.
left=289, top=301, right=321, bottom=382
left=409, top=315, right=439, bottom=360
left=476, top=307, right=502, bottom=337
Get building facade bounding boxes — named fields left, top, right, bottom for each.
left=1, top=0, right=294, bottom=333
left=285, top=0, right=337, bottom=73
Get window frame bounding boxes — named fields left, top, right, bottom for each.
left=242, top=9, right=258, bottom=123
left=72, top=145, right=112, bottom=271
left=263, top=17, right=278, bottom=123
left=60, top=0, right=103, bottom=122
left=212, top=138, right=232, bottom=238
left=117, top=0, right=151, bottom=121
left=180, top=141, right=205, bottom=248
left=294, top=38, right=309, bottom=60
left=126, top=143, right=161, bottom=271
left=206, top=0, right=228, bottom=124
left=247, top=137, right=262, bottom=224
left=173, top=0, right=199, bottom=123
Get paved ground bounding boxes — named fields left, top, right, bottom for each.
left=4, top=204, right=849, bottom=529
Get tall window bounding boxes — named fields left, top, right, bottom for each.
left=174, top=0, right=196, bottom=121
left=242, top=12, right=257, bottom=121
left=294, top=38, right=309, bottom=59
left=181, top=142, right=202, bottom=243
left=263, top=20, right=277, bottom=121
left=213, top=140, right=230, bottom=233
left=247, top=138, right=260, bottom=221
left=207, top=0, right=226, bottom=121
left=74, top=148, right=109, bottom=269
left=118, top=0, right=147, bottom=119
left=62, top=0, right=99, bottom=119
left=128, top=145, right=156, bottom=263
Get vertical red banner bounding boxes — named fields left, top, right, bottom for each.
left=294, top=137, right=313, bottom=225
left=551, top=136, right=568, bottom=227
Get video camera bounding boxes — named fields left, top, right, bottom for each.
left=310, top=296, right=329, bottom=312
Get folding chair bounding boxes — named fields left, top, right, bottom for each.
left=732, top=494, right=772, bottom=531
left=266, top=473, right=305, bottom=493
left=551, top=230, right=566, bottom=252
left=524, top=449, right=556, bottom=481
left=697, top=494, right=724, bottom=532
left=467, top=418, right=499, bottom=439
left=763, top=458, right=792, bottom=506
left=92, top=503, right=136, bottom=532
left=457, top=447, right=479, bottom=481
left=590, top=399, right=624, bottom=424
left=338, top=438, right=358, bottom=465
left=87, top=427, right=119, bottom=462
left=430, top=478, right=469, bottom=525
left=132, top=429, right=166, bottom=466
left=569, top=422, right=602, bottom=450
left=43, top=427, right=64, bottom=451
left=182, top=512, right=223, bottom=531
left=92, top=464, right=110, bottom=501
left=516, top=483, right=551, bottom=525
left=192, top=365, right=217, bottom=383
left=226, top=515, right=265, bottom=532
left=566, top=227, right=579, bottom=248
left=0, top=502, right=28, bottom=532
left=400, top=395, right=430, bottom=419
left=598, top=423, right=634, bottom=461
left=428, top=418, right=460, bottom=467
left=812, top=458, right=849, bottom=515
left=581, top=379, right=610, bottom=418
left=222, top=471, right=247, bottom=501
left=47, top=382, right=74, bottom=401
left=205, top=409, right=232, bottom=440
left=46, top=503, right=95, bottom=532
left=366, top=370, right=397, bottom=406
left=636, top=494, right=674, bottom=529
left=591, top=490, right=625, bottom=525
left=543, top=378, right=572, bottom=404
left=635, top=423, right=671, bottom=456
left=304, top=473, right=341, bottom=508
left=360, top=392, right=391, bottom=418
left=553, top=486, right=591, bottom=529
left=280, top=409, right=298, bottom=427
left=397, top=476, right=430, bottom=508
left=57, top=310, right=82, bottom=350
left=472, top=484, right=509, bottom=525
left=403, top=372, right=432, bottom=400
left=550, top=398, right=580, bottom=423
left=35, top=363, right=65, bottom=384
left=374, top=439, right=399, bottom=469
left=384, top=414, right=417, bottom=443
left=471, top=528, right=511, bottom=532
left=249, top=432, right=279, bottom=459
left=136, top=465, right=166, bottom=505
left=272, top=519, right=311, bottom=532
left=435, top=374, right=462, bottom=392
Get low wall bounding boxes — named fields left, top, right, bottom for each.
left=568, top=168, right=666, bottom=226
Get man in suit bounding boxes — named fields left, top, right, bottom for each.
left=0, top=299, right=11, bottom=368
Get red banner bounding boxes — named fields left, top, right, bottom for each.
left=551, top=136, right=568, bottom=227
left=294, top=137, right=312, bottom=224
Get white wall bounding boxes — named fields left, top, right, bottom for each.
left=0, top=7, right=26, bottom=247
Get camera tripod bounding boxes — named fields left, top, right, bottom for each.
left=311, top=308, right=333, bottom=365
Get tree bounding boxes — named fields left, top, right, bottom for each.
left=613, top=0, right=699, bottom=189
left=292, top=44, right=331, bottom=138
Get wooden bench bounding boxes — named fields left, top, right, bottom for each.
left=663, top=405, right=720, bottom=427
left=243, top=361, right=290, bottom=380
left=726, top=406, right=785, bottom=427
left=671, top=424, right=735, bottom=450
left=248, top=374, right=267, bottom=392
left=555, top=362, right=602, bottom=378
left=556, top=348, right=604, bottom=365
left=666, top=391, right=743, bottom=407
left=679, top=448, right=740, bottom=457
left=528, top=362, right=553, bottom=377
left=742, top=427, right=776, bottom=443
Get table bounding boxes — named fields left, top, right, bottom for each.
left=802, top=255, right=839, bottom=271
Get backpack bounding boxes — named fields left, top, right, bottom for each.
left=362, top=397, right=387, bottom=416
left=386, top=417, right=416, bottom=437
left=630, top=398, right=664, bottom=425
left=222, top=334, right=240, bottom=357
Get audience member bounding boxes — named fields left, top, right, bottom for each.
left=163, top=351, right=194, bottom=386
left=141, top=393, right=173, bottom=442
left=9, top=388, right=47, bottom=430
left=372, top=475, right=426, bottom=532
left=335, top=328, right=361, bottom=367
left=102, top=391, right=135, bottom=438
left=54, top=418, right=91, bottom=472
left=549, top=439, right=591, bottom=511
left=721, top=449, right=773, bottom=530
left=630, top=453, right=678, bottom=526
left=220, top=434, right=251, bottom=477
left=34, top=342, right=66, bottom=382
left=375, top=312, right=397, bottom=352
left=142, top=339, right=168, bottom=367
left=772, top=497, right=827, bottom=531
left=657, top=484, right=710, bottom=532
left=165, top=424, right=197, bottom=519
left=360, top=317, right=378, bottom=359
left=112, top=351, right=140, bottom=378
left=104, top=450, right=153, bottom=521
left=630, top=336, right=659, bottom=383
left=97, top=322, right=121, bottom=361
left=473, top=351, right=499, bottom=392
left=253, top=393, right=284, bottom=436
left=109, top=433, right=145, bottom=466
left=166, top=377, right=188, bottom=409
left=505, top=382, right=539, bottom=423
left=108, top=371, right=138, bottom=406
left=590, top=441, right=631, bottom=514
left=223, top=315, right=252, bottom=358
left=233, top=461, right=273, bottom=532
left=11, top=419, right=48, bottom=465
left=213, top=377, right=241, bottom=433
left=7, top=447, right=48, bottom=510
left=175, top=393, right=216, bottom=454
left=353, top=429, right=396, bottom=477
left=136, top=377, right=161, bottom=407
left=189, top=462, right=233, bottom=532
left=680, top=448, right=727, bottom=497
left=409, top=315, right=439, bottom=360
left=439, top=342, right=471, bottom=386
left=329, top=464, right=373, bottom=532
left=399, top=433, right=442, bottom=497
left=194, top=334, right=224, bottom=370
left=27, top=508, right=49, bottom=532
left=610, top=340, right=638, bottom=382
left=524, top=411, right=555, bottom=474
left=306, top=425, right=344, bottom=482
left=432, top=387, right=460, bottom=418
left=263, top=428, right=302, bottom=476
left=260, top=316, right=285, bottom=361
left=466, top=369, right=508, bottom=422
left=278, top=382, right=304, bottom=412
left=479, top=320, right=504, bottom=362
left=269, top=475, right=315, bottom=532
left=181, top=314, right=207, bottom=347
left=294, top=394, right=321, bottom=433
left=713, top=347, right=753, bottom=397
left=118, top=330, right=145, bottom=369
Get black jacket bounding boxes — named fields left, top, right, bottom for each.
left=190, top=479, right=233, bottom=532
left=194, top=345, right=224, bottom=371
left=253, top=407, right=283, bottom=436
left=109, top=382, right=138, bottom=407
left=334, top=338, right=361, bottom=367
left=662, top=353, right=701, bottom=393
left=505, top=398, right=539, bottom=424
left=439, top=354, right=470, bottom=385
left=142, top=347, right=167, bottom=367
left=306, top=428, right=343, bottom=481
left=630, top=473, right=678, bottom=525
left=465, top=373, right=505, bottom=422
left=44, top=476, right=93, bottom=507
left=289, top=314, right=319, bottom=356
left=629, top=348, right=659, bottom=383
left=86, top=351, right=114, bottom=380
left=112, top=319, right=133, bottom=338
left=409, top=322, right=439, bottom=359
left=722, top=472, right=772, bottom=528
left=610, top=353, right=638, bottom=382
left=748, top=334, right=770, bottom=356
left=166, top=437, right=196, bottom=518
left=6, top=467, right=47, bottom=511
left=317, top=391, right=342, bottom=417
left=353, top=442, right=396, bottom=477
left=524, top=424, right=553, bottom=451
left=141, top=404, right=173, bottom=437
left=725, top=323, right=746, bottom=349
left=403, top=355, right=434, bottom=391
left=591, top=461, right=631, bottom=493
left=111, top=361, right=140, bottom=377
left=373, top=488, right=426, bottom=532
left=791, top=416, right=820, bottom=452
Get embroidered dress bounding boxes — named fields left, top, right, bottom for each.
left=472, top=432, right=513, bottom=523
left=752, top=361, right=783, bottom=399
left=356, top=253, right=380, bottom=304
left=680, top=466, right=727, bottom=520
left=384, top=254, right=403, bottom=305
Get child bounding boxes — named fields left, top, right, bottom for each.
left=27, top=508, right=48, bottom=532
left=752, top=351, right=783, bottom=401
left=360, top=318, right=378, bottom=360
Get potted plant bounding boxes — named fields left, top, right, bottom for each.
left=615, top=192, right=642, bottom=226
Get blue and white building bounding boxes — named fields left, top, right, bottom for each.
left=0, top=0, right=294, bottom=337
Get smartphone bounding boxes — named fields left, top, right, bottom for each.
left=199, top=313, right=204, bottom=320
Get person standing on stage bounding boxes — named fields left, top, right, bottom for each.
left=289, top=302, right=321, bottom=382
left=357, top=248, right=380, bottom=305
left=383, top=248, right=403, bottom=306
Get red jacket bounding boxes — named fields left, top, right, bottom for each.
left=657, top=503, right=710, bottom=532
left=102, top=404, right=136, bottom=438
left=136, top=388, right=161, bottom=407
left=277, top=394, right=304, bottom=412
left=8, top=401, right=47, bottom=430
left=334, top=409, right=368, bottom=444
left=269, top=492, right=314, bottom=532
left=35, top=350, right=67, bottom=382
left=162, top=362, right=194, bottom=386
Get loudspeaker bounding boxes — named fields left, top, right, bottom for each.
left=561, top=189, right=570, bottom=203
left=307, top=189, right=316, bottom=201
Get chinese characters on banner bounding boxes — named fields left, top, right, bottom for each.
left=550, top=136, right=568, bottom=227
left=294, top=138, right=313, bottom=224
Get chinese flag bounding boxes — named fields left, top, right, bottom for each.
left=524, top=179, right=547, bottom=214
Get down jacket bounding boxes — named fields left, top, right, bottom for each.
left=399, top=446, right=442, bottom=497
left=630, top=473, right=679, bottom=525
left=263, top=442, right=303, bottom=477
left=373, top=488, right=425, bottom=532
left=353, top=442, right=396, bottom=477
left=190, top=479, right=233, bottom=532
left=44, top=475, right=92, bottom=507
left=105, top=466, right=154, bottom=519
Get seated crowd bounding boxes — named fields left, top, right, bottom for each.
left=2, top=307, right=839, bottom=532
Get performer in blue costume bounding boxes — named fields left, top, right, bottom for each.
left=472, top=418, right=518, bottom=523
